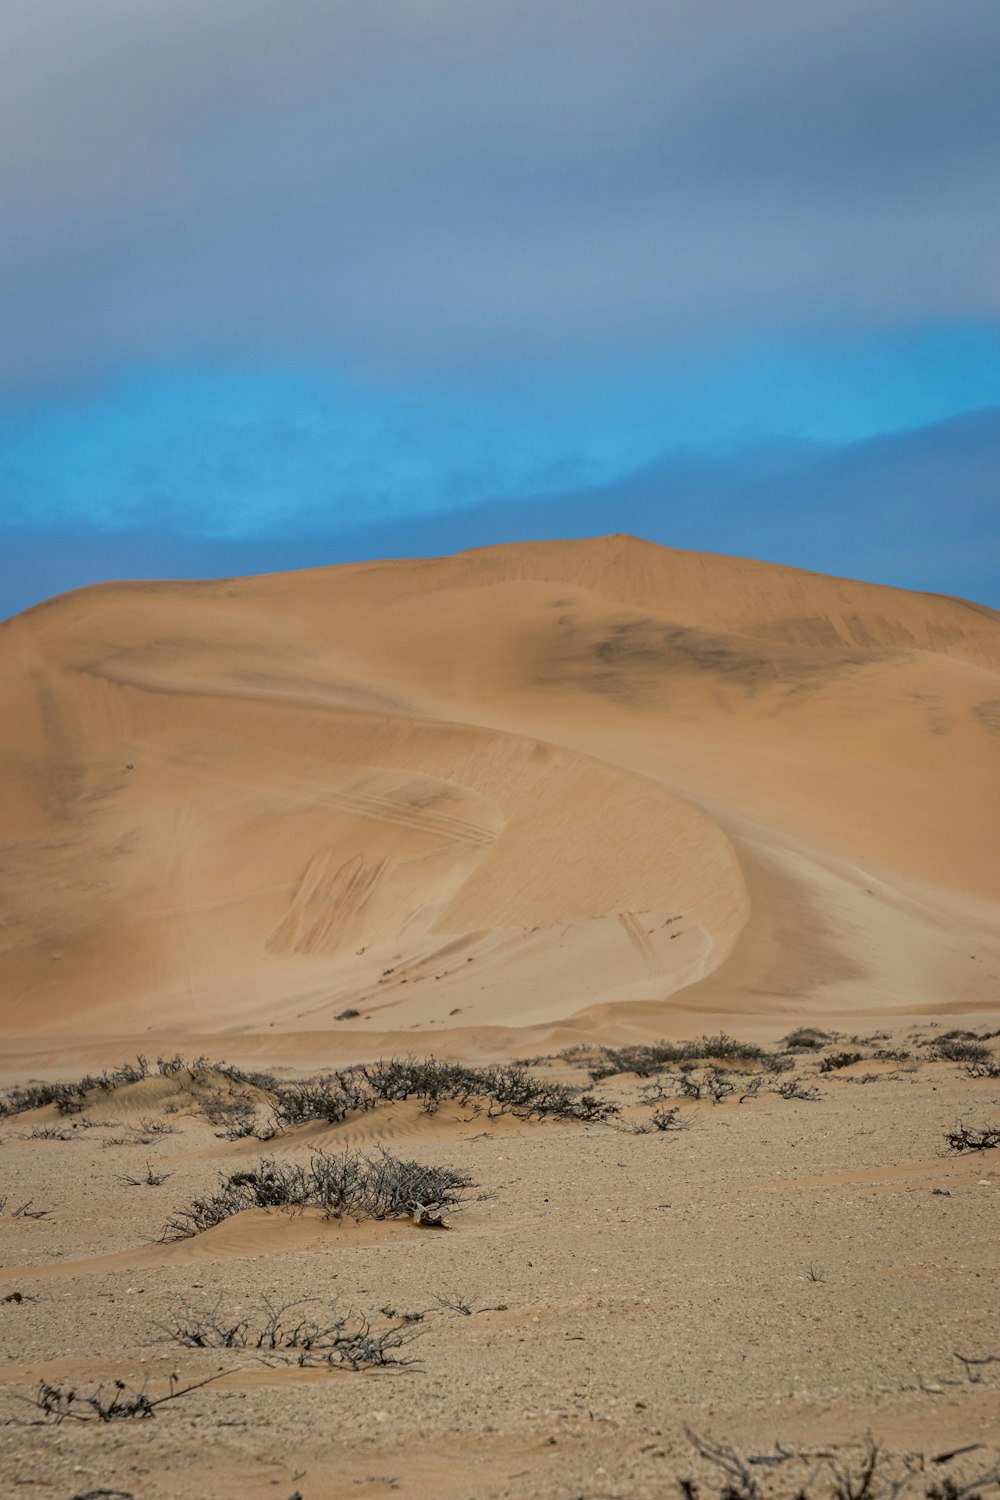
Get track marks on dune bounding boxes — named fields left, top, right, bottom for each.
left=268, top=851, right=389, bottom=956
left=139, top=746, right=500, bottom=852
left=318, top=780, right=497, bottom=848
left=617, top=911, right=658, bottom=967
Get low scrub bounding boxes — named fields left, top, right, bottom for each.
left=157, top=1295, right=421, bottom=1368
left=945, top=1123, right=1000, bottom=1153
left=588, top=1034, right=779, bottom=1082
left=782, top=1028, right=833, bottom=1051
left=933, top=1039, right=995, bottom=1065
left=198, top=1091, right=268, bottom=1139
left=965, top=1059, right=1000, bottom=1080
left=820, top=1051, right=866, bottom=1073
left=272, top=1058, right=618, bottom=1126
left=159, top=1147, right=473, bottom=1241
left=0, top=1057, right=151, bottom=1118
left=681, top=1429, right=1000, bottom=1500
left=28, top=1372, right=222, bottom=1424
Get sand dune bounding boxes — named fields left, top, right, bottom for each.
left=1, top=534, right=997, bottom=1065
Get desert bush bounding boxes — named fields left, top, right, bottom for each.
left=782, top=1028, right=833, bottom=1051
left=156, top=1295, right=421, bottom=1367
left=213, top=1061, right=282, bottom=1092
left=271, top=1077, right=360, bottom=1127
left=199, top=1092, right=262, bottom=1139
left=0, top=1197, right=52, bottom=1219
left=738, top=1076, right=766, bottom=1102
left=945, top=1123, right=1000, bottom=1153
left=589, top=1034, right=777, bottom=1082
left=965, top=1059, right=1000, bottom=1079
left=159, top=1147, right=472, bottom=1240
left=820, top=1051, right=866, bottom=1073
left=680, top=1430, right=1000, bottom=1500
left=934, top=1039, right=995, bottom=1065
left=0, top=1058, right=151, bottom=1119
left=475, top=1065, right=617, bottom=1122
left=119, top=1162, right=172, bottom=1187
left=679, top=1069, right=737, bottom=1103
left=102, top=1117, right=176, bottom=1148
left=155, top=1054, right=188, bottom=1077
left=28, top=1372, right=221, bottom=1423
left=774, top=1078, right=822, bottom=1101
left=273, top=1058, right=619, bottom=1125
left=361, top=1056, right=484, bottom=1104
left=0, top=1081, right=80, bottom=1117
left=432, top=1288, right=506, bottom=1316
left=650, top=1105, right=686, bottom=1131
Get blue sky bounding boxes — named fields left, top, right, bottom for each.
left=2, top=1, right=999, bottom=616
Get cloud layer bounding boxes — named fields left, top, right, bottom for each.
left=4, top=0, right=1000, bottom=383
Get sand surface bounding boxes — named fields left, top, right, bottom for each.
left=1, top=1041, right=999, bottom=1498
left=1, top=536, right=998, bottom=1496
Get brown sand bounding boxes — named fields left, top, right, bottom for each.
left=2, top=534, right=998, bottom=1065
left=1, top=536, right=998, bottom=1496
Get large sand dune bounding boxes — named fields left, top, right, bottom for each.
left=2, top=534, right=998, bottom=1065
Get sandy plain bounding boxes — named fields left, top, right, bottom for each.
left=0, top=534, right=998, bottom=1498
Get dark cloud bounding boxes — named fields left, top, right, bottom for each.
left=4, top=408, right=998, bottom=620
left=3, top=0, right=1000, bottom=385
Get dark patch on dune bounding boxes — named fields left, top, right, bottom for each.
left=536, top=611, right=885, bottom=705
left=29, top=670, right=85, bottom=818
left=972, top=699, right=1000, bottom=736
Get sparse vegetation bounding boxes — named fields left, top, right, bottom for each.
left=588, top=1034, right=780, bottom=1081
left=119, top=1162, right=172, bottom=1188
left=944, top=1123, right=1000, bottom=1153
left=156, top=1296, right=422, bottom=1368
left=680, top=1069, right=737, bottom=1103
left=680, top=1430, right=1000, bottom=1500
left=432, top=1288, right=506, bottom=1317
left=934, top=1039, right=995, bottom=1065
left=25, top=1372, right=222, bottom=1424
left=774, top=1078, right=823, bottom=1101
left=820, top=1050, right=866, bottom=1072
left=198, top=1091, right=267, bottom=1139
left=102, top=1118, right=176, bottom=1148
left=159, top=1147, right=473, bottom=1241
left=0, top=1198, right=52, bottom=1219
left=965, top=1059, right=1000, bottom=1079
left=0, top=1059, right=152, bottom=1119
left=270, top=1057, right=619, bottom=1127
left=782, top=1028, right=833, bottom=1051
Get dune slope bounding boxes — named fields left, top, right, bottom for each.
left=1, top=534, right=997, bottom=1061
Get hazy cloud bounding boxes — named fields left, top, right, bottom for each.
left=3, top=0, right=1000, bottom=384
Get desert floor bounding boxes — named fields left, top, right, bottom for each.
left=1, top=1033, right=999, bottom=1500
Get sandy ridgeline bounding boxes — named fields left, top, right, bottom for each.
left=0, top=536, right=999, bottom=1498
